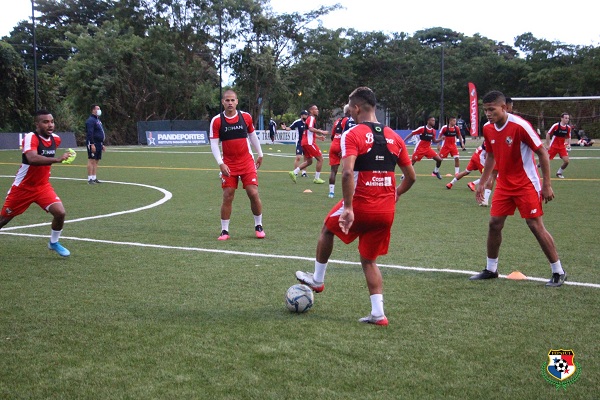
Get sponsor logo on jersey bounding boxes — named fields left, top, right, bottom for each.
left=365, top=175, right=393, bottom=187
left=41, top=149, right=56, bottom=157
left=224, top=125, right=245, bottom=132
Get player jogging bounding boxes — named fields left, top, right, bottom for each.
left=403, top=116, right=443, bottom=179
left=288, top=105, right=328, bottom=184
left=445, top=144, right=488, bottom=203
left=282, top=110, right=309, bottom=178
left=0, top=110, right=74, bottom=257
left=327, top=104, right=355, bottom=198
left=546, top=113, right=571, bottom=178
left=437, top=116, right=465, bottom=176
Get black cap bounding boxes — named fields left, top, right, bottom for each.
left=300, top=110, right=308, bottom=115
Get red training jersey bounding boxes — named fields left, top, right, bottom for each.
left=483, top=114, right=543, bottom=192
left=470, top=145, right=486, bottom=171
left=12, top=132, right=62, bottom=188
left=547, top=122, right=571, bottom=149
left=341, top=124, right=411, bottom=213
left=210, top=111, right=256, bottom=173
left=302, top=115, right=319, bottom=146
left=331, top=117, right=349, bottom=142
left=411, top=125, right=436, bottom=147
left=438, top=125, right=462, bottom=147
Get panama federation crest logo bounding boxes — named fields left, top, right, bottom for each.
left=541, top=349, right=581, bottom=390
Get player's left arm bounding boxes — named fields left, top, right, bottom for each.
left=339, top=154, right=356, bottom=234
left=247, top=131, right=264, bottom=169
left=397, top=162, right=415, bottom=200
left=476, top=152, right=495, bottom=203
left=25, top=149, right=70, bottom=165
left=545, top=125, right=554, bottom=148
left=458, top=130, right=466, bottom=149
left=308, top=126, right=327, bottom=140
left=534, top=145, right=555, bottom=203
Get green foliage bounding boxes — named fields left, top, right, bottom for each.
left=1, top=1, right=600, bottom=140
left=0, top=41, right=33, bottom=132
left=60, top=21, right=218, bottom=143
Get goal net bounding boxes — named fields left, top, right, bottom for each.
left=511, top=96, right=600, bottom=139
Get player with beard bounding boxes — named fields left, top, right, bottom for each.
left=327, top=104, right=355, bottom=198
left=0, top=110, right=74, bottom=257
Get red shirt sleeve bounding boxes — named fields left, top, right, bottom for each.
left=242, top=112, right=255, bottom=134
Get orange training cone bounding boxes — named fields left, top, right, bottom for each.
left=506, top=271, right=527, bottom=280
left=303, top=189, right=313, bottom=193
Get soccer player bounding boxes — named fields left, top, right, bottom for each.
left=445, top=144, right=486, bottom=192
left=288, top=104, right=328, bottom=184
left=327, top=104, right=355, bottom=198
left=456, top=114, right=469, bottom=150
left=85, top=104, right=106, bottom=184
left=403, top=116, right=443, bottom=179
left=437, top=116, right=465, bottom=176
left=295, top=87, right=416, bottom=326
left=546, top=113, right=572, bottom=178
left=268, top=118, right=277, bottom=144
left=479, top=97, right=513, bottom=206
left=470, top=91, right=566, bottom=287
left=0, top=110, right=74, bottom=257
left=281, top=110, right=309, bottom=178
left=210, top=89, right=265, bottom=240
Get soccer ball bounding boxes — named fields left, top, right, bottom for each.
left=285, top=284, right=314, bottom=313
left=554, top=359, right=569, bottom=373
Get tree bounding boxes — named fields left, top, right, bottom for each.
left=0, top=41, right=34, bottom=132
left=227, top=2, right=343, bottom=124
left=61, top=22, right=218, bottom=143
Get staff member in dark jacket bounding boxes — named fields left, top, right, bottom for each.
left=86, top=105, right=106, bottom=184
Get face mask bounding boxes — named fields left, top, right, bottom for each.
left=96, top=110, right=102, bottom=117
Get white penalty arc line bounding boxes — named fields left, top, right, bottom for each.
left=0, top=176, right=172, bottom=231
left=1, top=231, right=598, bottom=289
left=1, top=176, right=597, bottom=289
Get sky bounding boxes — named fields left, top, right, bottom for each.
left=2, top=0, right=599, bottom=47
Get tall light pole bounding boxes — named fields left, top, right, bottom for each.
left=31, top=0, right=39, bottom=112
left=218, top=6, right=223, bottom=112
left=440, top=43, right=444, bottom=128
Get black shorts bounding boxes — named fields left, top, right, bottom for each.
left=295, top=142, right=303, bottom=155
left=87, top=142, right=103, bottom=160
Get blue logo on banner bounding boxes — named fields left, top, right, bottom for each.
left=146, top=131, right=208, bottom=146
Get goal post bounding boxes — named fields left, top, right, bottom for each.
left=511, top=96, right=600, bottom=139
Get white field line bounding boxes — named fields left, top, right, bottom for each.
left=0, top=232, right=597, bottom=289
left=1, top=177, right=598, bottom=289
left=0, top=176, right=172, bottom=230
